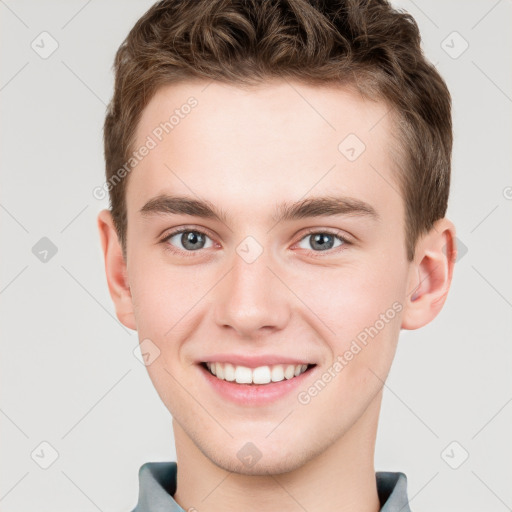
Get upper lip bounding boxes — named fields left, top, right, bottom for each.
left=199, top=354, right=315, bottom=368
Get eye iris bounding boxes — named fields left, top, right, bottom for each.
left=173, top=232, right=340, bottom=252
left=310, top=233, right=334, bottom=251
left=182, top=231, right=205, bottom=250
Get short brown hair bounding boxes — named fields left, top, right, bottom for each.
left=103, top=0, right=452, bottom=261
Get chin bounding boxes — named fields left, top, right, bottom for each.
left=202, top=439, right=319, bottom=476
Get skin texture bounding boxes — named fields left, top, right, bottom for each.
left=98, top=80, right=456, bottom=512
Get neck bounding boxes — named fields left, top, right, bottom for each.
left=173, top=390, right=383, bottom=512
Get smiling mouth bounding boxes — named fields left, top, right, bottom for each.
left=201, top=362, right=316, bottom=385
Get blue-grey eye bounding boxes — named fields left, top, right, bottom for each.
left=167, top=230, right=214, bottom=251
left=297, top=232, right=344, bottom=251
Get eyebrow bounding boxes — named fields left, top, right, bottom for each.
left=139, top=194, right=379, bottom=225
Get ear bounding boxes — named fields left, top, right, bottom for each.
left=401, top=218, right=457, bottom=330
left=97, top=209, right=137, bottom=331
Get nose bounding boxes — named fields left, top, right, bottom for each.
left=213, top=247, right=291, bottom=338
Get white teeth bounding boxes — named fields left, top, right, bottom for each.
left=205, top=362, right=310, bottom=384
left=235, top=366, right=253, bottom=384
left=284, top=365, right=295, bottom=379
left=224, top=363, right=235, bottom=382
left=271, top=365, right=285, bottom=382
left=253, top=366, right=271, bottom=384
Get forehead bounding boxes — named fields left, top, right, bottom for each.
left=127, top=79, right=401, bottom=223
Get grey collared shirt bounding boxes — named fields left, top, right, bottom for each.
left=131, top=462, right=412, bottom=512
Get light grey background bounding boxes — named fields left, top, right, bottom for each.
left=1, top=1, right=511, bottom=511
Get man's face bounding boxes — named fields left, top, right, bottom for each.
left=124, top=80, right=412, bottom=474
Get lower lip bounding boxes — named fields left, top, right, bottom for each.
left=199, top=364, right=316, bottom=405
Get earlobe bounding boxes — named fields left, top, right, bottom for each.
left=97, top=209, right=137, bottom=331
left=401, top=218, right=457, bottom=330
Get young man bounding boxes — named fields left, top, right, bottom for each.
left=97, top=0, right=456, bottom=510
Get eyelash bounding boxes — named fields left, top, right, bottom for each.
left=159, top=226, right=351, bottom=258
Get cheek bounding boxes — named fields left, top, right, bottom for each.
left=296, top=257, right=407, bottom=391
left=295, top=265, right=405, bottom=417
left=128, top=252, right=203, bottom=336
left=303, top=259, right=406, bottom=337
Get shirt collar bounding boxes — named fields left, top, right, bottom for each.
left=132, top=462, right=412, bottom=512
